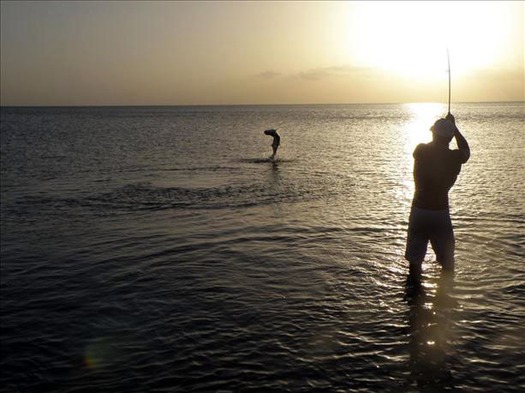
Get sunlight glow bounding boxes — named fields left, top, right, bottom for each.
left=403, top=103, right=445, bottom=153
left=346, top=2, right=516, bottom=80
left=1, top=1, right=521, bottom=105
left=399, top=103, right=446, bottom=202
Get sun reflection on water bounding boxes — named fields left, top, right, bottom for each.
left=398, top=103, right=448, bottom=203
left=405, top=270, right=458, bottom=389
left=403, top=103, right=447, bottom=154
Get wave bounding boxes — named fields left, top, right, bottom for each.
left=9, top=179, right=321, bottom=216
left=237, top=158, right=297, bottom=164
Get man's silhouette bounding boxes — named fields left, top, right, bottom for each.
left=264, top=129, right=280, bottom=160
left=405, top=113, right=470, bottom=277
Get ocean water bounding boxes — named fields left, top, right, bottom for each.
left=1, top=103, right=524, bottom=392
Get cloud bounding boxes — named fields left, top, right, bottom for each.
left=255, top=65, right=375, bottom=82
left=257, top=71, right=283, bottom=79
left=296, top=65, right=371, bottom=81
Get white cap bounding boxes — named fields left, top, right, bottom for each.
left=430, top=118, right=455, bottom=138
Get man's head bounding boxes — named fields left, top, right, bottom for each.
left=430, top=118, right=455, bottom=143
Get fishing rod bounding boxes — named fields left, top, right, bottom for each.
left=447, top=49, right=451, bottom=115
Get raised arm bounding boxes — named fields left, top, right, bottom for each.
left=446, top=113, right=470, bottom=163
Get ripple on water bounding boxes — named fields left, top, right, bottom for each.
left=1, top=103, right=524, bottom=392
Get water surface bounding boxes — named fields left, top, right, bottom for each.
left=1, top=103, right=524, bottom=392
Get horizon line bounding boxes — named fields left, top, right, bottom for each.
left=1, top=100, right=523, bottom=109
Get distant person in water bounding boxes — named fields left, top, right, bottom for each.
left=405, top=113, right=470, bottom=279
left=264, top=129, right=280, bottom=160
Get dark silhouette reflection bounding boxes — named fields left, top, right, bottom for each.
left=404, top=269, right=458, bottom=391
left=268, top=158, right=280, bottom=180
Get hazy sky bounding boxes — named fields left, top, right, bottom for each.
left=1, top=1, right=523, bottom=106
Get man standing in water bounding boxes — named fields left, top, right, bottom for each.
left=264, top=129, right=280, bottom=160
left=405, top=113, right=470, bottom=278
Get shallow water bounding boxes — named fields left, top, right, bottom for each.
left=1, top=103, right=524, bottom=392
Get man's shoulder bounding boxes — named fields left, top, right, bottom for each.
left=415, top=142, right=432, bottom=150
left=413, top=143, right=430, bottom=157
left=414, top=143, right=459, bottom=155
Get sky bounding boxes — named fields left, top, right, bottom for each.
left=1, top=1, right=523, bottom=106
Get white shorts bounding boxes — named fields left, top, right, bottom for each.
left=405, top=206, right=455, bottom=268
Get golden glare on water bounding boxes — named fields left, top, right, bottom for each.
left=403, top=103, right=446, bottom=154
left=398, top=103, right=446, bottom=202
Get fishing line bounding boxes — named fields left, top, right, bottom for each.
left=447, top=48, right=451, bottom=115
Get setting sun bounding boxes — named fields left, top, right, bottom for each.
left=345, top=1, right=521, bottom=80
left=1, top=1, right=522, bottom=105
